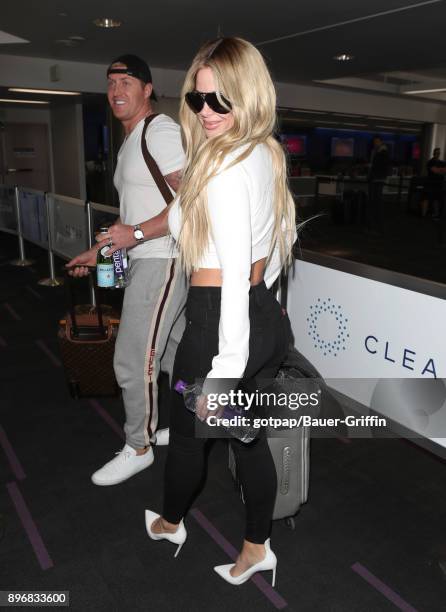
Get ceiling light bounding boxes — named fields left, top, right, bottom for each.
left=9, top=88, right=80, bottom=96
left=68, top=36, right=85, bottom=41
left=93, top=17, right=121, bottom=28
left=333, top=53, right=354, bottom=62
left=403, top=88, right=446, bottom=95
left=0, top=99, right=49, bottom=104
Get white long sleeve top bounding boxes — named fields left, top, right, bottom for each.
left=168, top=143, right=290, bottom=383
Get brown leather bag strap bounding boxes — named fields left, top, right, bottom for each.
left=141, top=114, right=174, bottom=206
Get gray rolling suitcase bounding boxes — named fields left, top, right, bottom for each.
left=228, top=424, right=310, bottom=529
left=228, top=344, right=332, bottom=528
left=228, top=345, right=344, bottom=527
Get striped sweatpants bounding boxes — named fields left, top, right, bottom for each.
left=114, top=257, right=187, bottom=448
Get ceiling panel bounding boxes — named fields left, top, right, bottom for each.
left=0, top=0, right=445, bottom=86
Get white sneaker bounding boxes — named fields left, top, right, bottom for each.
left=154, top=427, right=169, bottom=446
left=91, top=444, right=154, bottom=486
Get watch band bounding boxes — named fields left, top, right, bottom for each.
left=133, top=224, right=145, bottom=243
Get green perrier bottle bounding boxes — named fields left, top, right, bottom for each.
left=96, top=227, right=114, bottom=288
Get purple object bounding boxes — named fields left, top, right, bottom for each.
left=174, top=379, right=188, bottom=394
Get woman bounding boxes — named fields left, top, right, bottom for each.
left=146, top=37, right=296, bottom=586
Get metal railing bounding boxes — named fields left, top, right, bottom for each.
left=0, top=183, right=119, bottom=289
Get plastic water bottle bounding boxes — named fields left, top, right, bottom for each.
left=111, top=248, right=129, bottom=289
left=174, top=379, right=258, bottom=443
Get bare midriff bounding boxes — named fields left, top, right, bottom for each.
left=190, top=257, right=267, bottom=287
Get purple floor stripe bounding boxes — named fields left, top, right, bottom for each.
left=0, top=426, right=26, bottom=480
left=35, top=339, right=62, bottom=368
left=190, top=508, right=288, bottom=610
left=4, top=302, right=21, bottom=321
left=352, top=562, right=418, bottom=612
left=26, top=285, right=43, bottom=300
left=0, top=336, right=7, bottom=347
left=6, top=482, right=54, bottom=571
left=89, top=399, right=125, bottom=440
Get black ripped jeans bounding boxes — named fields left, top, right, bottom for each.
left=162, top=281, right=291, bottom=544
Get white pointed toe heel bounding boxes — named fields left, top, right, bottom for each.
left=145, top=509, right=187, bottom=558
left=214, top=539, right=277, bottom=586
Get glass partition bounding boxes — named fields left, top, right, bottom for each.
left=19, top=188, right=48, bottom=248
left=89, top=201, right=119, bottom=241
left=49, top=194, right=87, bottom=260
left=0, top=185, right=18, bottom=234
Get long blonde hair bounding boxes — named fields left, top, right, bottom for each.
left=177, top=37, right=295, bottom=275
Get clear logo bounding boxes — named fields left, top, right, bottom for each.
left=307, top=297, right=349, bottom=357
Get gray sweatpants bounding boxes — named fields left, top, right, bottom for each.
left=114, top=257, right=187, bottom=448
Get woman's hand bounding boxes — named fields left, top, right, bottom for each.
left=196, top=394, right=224, bottom=423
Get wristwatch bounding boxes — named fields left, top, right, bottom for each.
left=133, top=224, right=145, bottom=243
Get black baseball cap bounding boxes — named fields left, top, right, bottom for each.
left=107, top=54, right=152, bottom=83
left=107, top=54, right=158, bottom=100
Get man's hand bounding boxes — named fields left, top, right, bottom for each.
left=96, top=222, right=136, bottom=253
left=65, top=246, right=99, bottom=277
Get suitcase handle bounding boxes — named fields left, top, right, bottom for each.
left=64, top=271, right=107, bottom=340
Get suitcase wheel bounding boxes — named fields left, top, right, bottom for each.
left=284, top=516, right=296, bottom=530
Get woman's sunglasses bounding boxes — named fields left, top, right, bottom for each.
left=185, top=91, right=232, bottom=114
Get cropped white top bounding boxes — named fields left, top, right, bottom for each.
left=168, top=143, right=290, bottom=383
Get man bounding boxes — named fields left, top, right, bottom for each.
left=67, top=55, right=186, bottom=485
left=367, top=136, right=390, bottom=232
left=421, top=147, right=445, bottom=218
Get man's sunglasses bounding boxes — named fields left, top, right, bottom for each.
left=185, top=91, right=232, bottom=114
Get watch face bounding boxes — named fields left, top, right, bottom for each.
left=134, top=229, right=144, bottom=240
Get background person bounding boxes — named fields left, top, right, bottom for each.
left=421, top=147, right=445, bottom=218
left=144, top=37, right=296, bottom=586
left=367, top=135, right=390, bottom=232
left=67, top=55, right=186, bottom=486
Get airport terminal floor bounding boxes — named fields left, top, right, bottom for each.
left=1, top=233, right=446, bottom=611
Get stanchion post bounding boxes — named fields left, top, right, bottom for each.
left=38, top=192, right=63, bottom=287
left=10, top=185, right=34, bottom=266
left=85, top=200, right=96, bottom=307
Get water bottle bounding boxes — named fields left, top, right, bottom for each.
left=96, top=228, right=114, bottom=288
left=111, top=247, right=129, bottom=289
left=174, top=379, right=258, bottom=443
